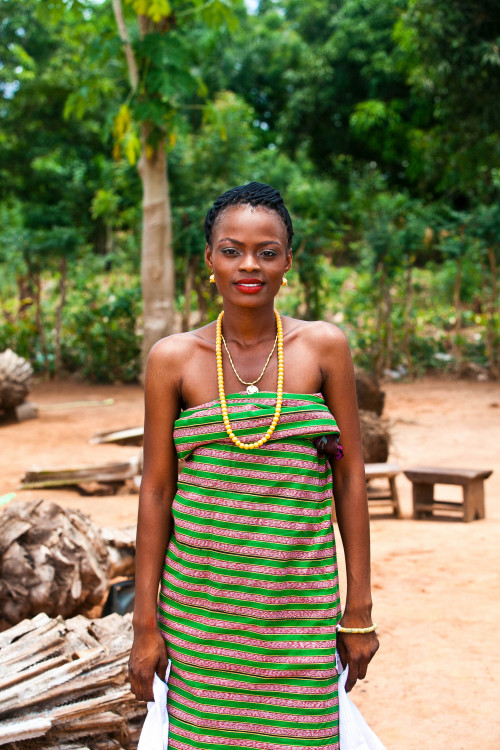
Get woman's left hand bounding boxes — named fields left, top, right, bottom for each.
left=336, top=630, right=379, bottom=692
left=314, top=434, right=342, bottom=458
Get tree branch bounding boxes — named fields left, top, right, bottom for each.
left=112, top=0, right=139, bottom=92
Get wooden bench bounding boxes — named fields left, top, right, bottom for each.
left=365, top=463, right=402, bottom=517
left=403, top=467, right=493, bottom=522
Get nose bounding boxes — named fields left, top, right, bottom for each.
left=239, top=251, right=260, bottom=273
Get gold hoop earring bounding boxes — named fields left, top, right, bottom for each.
left=281, top=275, right=288, bottom=287
left=209, top=273, right=215, bottom=284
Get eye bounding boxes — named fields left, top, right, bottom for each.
left=260, top=249, right=278, bottom=258
left=220, top=247, right=240, bottom=256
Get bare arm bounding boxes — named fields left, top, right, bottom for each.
left=316, top=324, right=379, bottom=691
left=129, top=338, right=182, bottom=701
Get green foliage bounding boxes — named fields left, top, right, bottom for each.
left=0, top=248, right=143, bottom=382
left=62, top=282, right=142, bottom=382
left=1, top=0, right=499, bottom=380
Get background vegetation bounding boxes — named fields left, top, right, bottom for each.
left=1, top=0, right=499, bottom=381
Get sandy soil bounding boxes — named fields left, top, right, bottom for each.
left=1, top=377, right=499, bottom=749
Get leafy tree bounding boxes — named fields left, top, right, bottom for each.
left=394, top=0, right=500, bottom=201
left=109, top=0, right=240, bottom=370
left=0, top=0, right=134, bottom=374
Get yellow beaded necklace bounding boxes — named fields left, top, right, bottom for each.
left=216, top=309, right=284, bottom=450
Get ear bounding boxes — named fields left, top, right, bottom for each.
left=204, top=243, right=213, bottom=270
left=284, top=249, right=293, bottom=275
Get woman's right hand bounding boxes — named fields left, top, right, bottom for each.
left=128, top=626, right=169, bottom=702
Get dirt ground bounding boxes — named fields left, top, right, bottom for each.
left=1, top=377, right=499, bottom=749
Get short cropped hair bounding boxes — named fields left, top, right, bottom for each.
left=204, top=182, right=294, bottom=248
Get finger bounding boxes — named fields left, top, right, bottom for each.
left=128, top=661, right=140, bottom=699
left=357, top=659, right=368, bottom=680
left=157, top=649, right=169, bottom=682
left=140, top=670, right=155, bottom=702
left=345, top=661, right=358, bottom=693
left=336, top=639, right=348, bottom=670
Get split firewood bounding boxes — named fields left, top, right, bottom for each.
left=19, top=454, right=142, bottom=491
left=89, top=427, right=143, bottom=447
left=0, top=612, right=146, bottom=750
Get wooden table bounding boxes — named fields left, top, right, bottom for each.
left=403, top=466, right=493, bottom=522
left=365, top=462, right=402, bottom=517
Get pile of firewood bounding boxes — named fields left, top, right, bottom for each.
left=354, top=368, right=390, bottom=463
left=0, top=611, right=146, bottom=750
left=0, top=499, right=136, bottom=629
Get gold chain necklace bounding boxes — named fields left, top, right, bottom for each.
left=216, top=309, right=284, bottom=450
left=221, top=330, right=278, bottom=393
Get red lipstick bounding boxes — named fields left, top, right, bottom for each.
left=234, top=278, right=264, bottom=294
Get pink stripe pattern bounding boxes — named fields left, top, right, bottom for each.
left=158, top=392, right=341, bottom=748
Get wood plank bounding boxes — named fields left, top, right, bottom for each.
left=0, top=654, right=69, bottom=691
left=0, top=612, right=52, bottom=649
left=404, top=466, right=493, bottom=485
left=89, top=427, right=143, bottom=446
left=413, top=500, right=465, bottom=512
left=0, top=717, right=52, bottom=744
left=0, top=621, right=66, bottom=669
left=366, top=491, right=394, bottom=501
left=365, top=462, right=401, bottom=478
left=19, top=456, right=140, bottom=490
left=50, top=712, right=127, bottom=738
left=0, top=648, right=104, bottom=716
left=44, top=689, right=134, bottom=724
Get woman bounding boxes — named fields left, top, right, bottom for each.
left=129, top=182, right=379, bottom=749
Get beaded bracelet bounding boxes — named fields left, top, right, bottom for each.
left=335, top=623, right=377, bottom=634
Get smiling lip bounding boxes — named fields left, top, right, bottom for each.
left=234, top=279, right=264, bottom=294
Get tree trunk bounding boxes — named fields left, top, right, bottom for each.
left=33, top=271, right=50, bottom=377
left=195, top=281, right=208, bottom=326
left=112, top=0, right=175, bottom=376
left=137, top=128, right=175, bottom=373
left=182, top=258, right=195, bottom=332
left=453, top=256, right=463, bottom=375
left=374, top=264, right=386, bottom=379
left=383, top=281, right=393, bottom=373
left=403, top=263, right=413, bottom=376
left=486, top=245, right=499, bottom=378
left=17, top=275, right=34, bottom=318
left=54, top=256, right=67, bottom=377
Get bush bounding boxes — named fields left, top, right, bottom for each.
left=62, top=282, right=141, bottom=383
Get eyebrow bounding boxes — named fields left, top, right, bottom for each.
left=217, top=237, right=282, bottom=247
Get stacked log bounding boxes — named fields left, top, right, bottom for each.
left=0, top=611, right=146, bottom=750
left=0, top=500, right=110, bottom=628
left=0, top=350, right=34, bottom=421
left=0, top=349, right=33, bottom=411
left=354, top=367, right=385, bottom=416
left=359, top=410, right=390, bottom=463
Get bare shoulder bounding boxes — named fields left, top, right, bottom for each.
left=285, top=317, right=349, bottom=352
left=149, top=331, right=196, bottom=363
left=147, top=324, right=214, bottom=368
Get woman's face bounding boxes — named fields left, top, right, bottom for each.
left=205, top=204, right=292, bottom=308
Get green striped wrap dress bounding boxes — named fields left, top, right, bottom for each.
left=157, top=391, right=343, bottom=750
